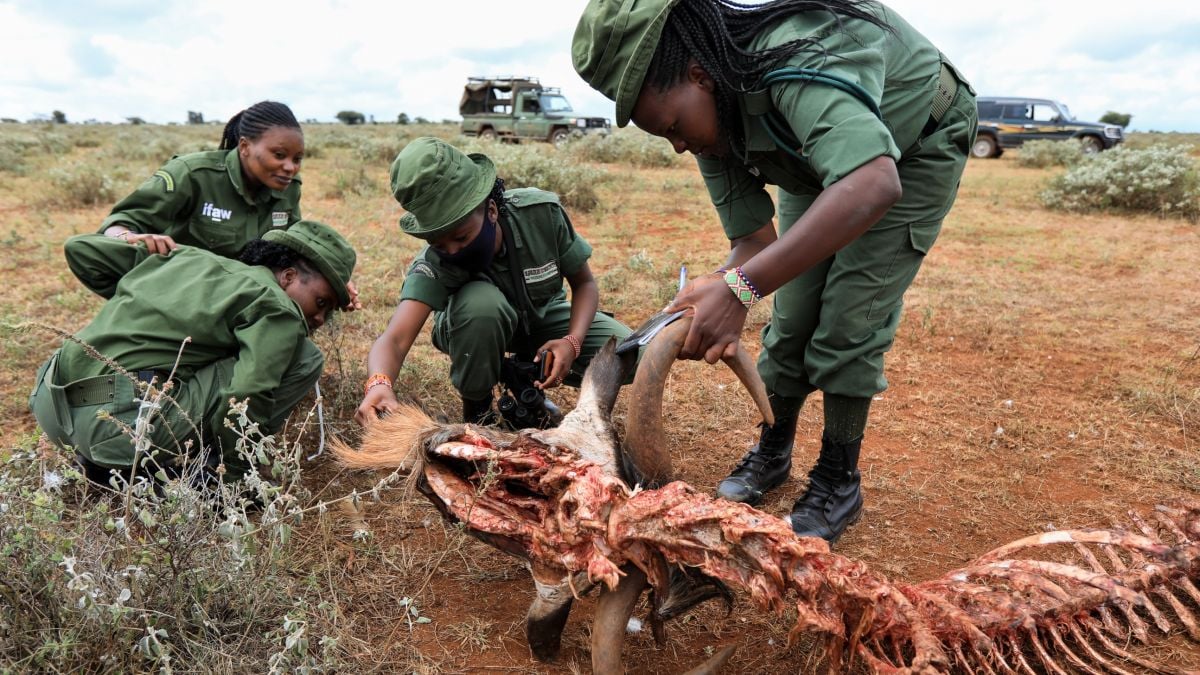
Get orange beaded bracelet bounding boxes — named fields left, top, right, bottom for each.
left=363, top=372, right=393, bottom=396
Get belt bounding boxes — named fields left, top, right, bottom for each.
left=920, top=62, right=959, bottom=138
left=64, top=374, right=117, bottom=407
left=63, top=370, right=167, bottom=407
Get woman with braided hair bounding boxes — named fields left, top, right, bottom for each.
left=77, top=100, right=358, bottom=308
left=97, top=100, right=305, bottom=258
left=573, top=0, right=977, bottom=544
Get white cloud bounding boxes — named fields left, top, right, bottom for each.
left=1, top=0, right=1198, bottom=131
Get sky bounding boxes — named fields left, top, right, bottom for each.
left=2, top=0, right=1199, bottom=132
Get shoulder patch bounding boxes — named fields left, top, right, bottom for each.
left=410, top=260, right=438, bottom=279
left=153, top=170, right=175, bottom=193
left=505, top=188, right=561, bottom=209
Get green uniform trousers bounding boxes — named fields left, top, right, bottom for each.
left=760, top=89, right=977, bottom=399
left=431, top=281, right=631, bottom=400
left=30, top=340, right=324, bottom=477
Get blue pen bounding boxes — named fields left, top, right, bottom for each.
left=678, top=265, right=687, bottom=291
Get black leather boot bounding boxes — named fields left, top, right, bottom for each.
left=786, top=435, right=863, bottom=544
left=715, top=395, right=803, bottom=505
left=462, top=394, right=498, bottom=426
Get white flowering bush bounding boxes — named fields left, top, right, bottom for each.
left=0, top=399, right=371, bottom=671
left=1040, top=144, right=1200, bottom=221
left=1016, top=140, right=1085, bottom=168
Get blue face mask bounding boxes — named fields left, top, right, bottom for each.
left=437, top=212, right=497, bottom=271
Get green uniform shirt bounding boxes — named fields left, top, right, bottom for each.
left=101, top=149, right=302, bottom=258
left=57, top=235, right=312, bottom=445
left=697, top=3, right=973, bottom=239
left=398, top=188, right=593, bottom=320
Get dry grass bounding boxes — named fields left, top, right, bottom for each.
left=1, top=124, right=1198, bottom=672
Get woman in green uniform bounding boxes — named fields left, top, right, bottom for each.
left=354, top=137, right=631, bottom=427
left=572, top=0, right=976, bottom=543
left=30, top=221, right=356, bottom=486
left=99, top=100, right=304, bottom=257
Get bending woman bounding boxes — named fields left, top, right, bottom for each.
left=573, top=0, right=977, bottom=543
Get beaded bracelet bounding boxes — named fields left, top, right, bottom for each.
left=563, top=334, right=582, bottom=358
left=363, top=372, right=393, bottom=396
left=724, top=266, right=762, bottom=309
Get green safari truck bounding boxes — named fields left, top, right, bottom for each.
left=460, top=77, right=611, bottom=146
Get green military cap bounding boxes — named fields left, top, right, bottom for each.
left=390, top=137, right=496, bottom=241
left=263, top=220, right=357, bottom=307
left=572, top=0, right=684, bottom=128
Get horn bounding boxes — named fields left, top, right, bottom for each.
left=623, top=317, right=774, bottom=487
left=591, top=565, right=648, bottom=675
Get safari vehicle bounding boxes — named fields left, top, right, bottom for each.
left=460, top=77, right=611, bottom=146
left=972, top=97, right=1124, bottom=158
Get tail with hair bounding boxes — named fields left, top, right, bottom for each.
left=330, top=405, right=440, bottom=471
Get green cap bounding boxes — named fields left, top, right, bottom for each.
left=390, top=137, right=496, bottom=241
left=263, top=220, right=357, bottom=307
left=572, top=0, right=682, bottom=128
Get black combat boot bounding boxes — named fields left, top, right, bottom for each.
left=715, top=395, right=804, bottom=505
left=462, top=394, right=499, bottom=426
left=785, top=435, right=863, bottom=544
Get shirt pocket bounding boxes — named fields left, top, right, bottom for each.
left=521, top=260, right=562, bottom=308
left=188, top=208, right=247, bottom=257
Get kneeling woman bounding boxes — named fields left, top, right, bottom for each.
left=355, top=137, right=631, bottom=427
left=31, top=221, right=356, bottom=484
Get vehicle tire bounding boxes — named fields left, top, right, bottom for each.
left=479, top=127, right=498, bottom=141
left=1078, top=135, right=1103, bottom=154
left=549, top=128, right=570, bottom=147
left=971, top=134, right=998, bottom=159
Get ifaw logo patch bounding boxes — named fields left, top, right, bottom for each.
left=201, top=202, right=232, bottom=222
left=272, top=211, right=289, bottom=228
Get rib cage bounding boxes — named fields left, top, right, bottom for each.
left=337, top=404, right=1200, bottom=674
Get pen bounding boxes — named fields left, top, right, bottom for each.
left=678, top=265, right=687, bottom=291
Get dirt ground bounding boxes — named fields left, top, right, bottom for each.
left=2, top=128, right=1198, bottom=672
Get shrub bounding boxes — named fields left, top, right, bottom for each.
left=1040, top=144, right=1200, bottom=221
left=1016, top=140, right=1085, bottom=168
left=565, top=130, right=680, bottom=168
left=47, top=162, right=120, bottom=207
left=324, top=163, right=379, bottom=199
left=354, top=135, right=412, bottom=164
left=0, top=136, right=33, bottom=174
left=458, top=140, right=606, bottom=211
left=0, top=376, right=388, bottom=671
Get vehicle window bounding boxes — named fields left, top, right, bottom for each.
left=977, top=101, right=1002, bottom=118
left=520, top=95, right=541, bottom=114
left=1031, top=104, right=1060, bottom=123
left=1002, top=104, right=1032, bottom=120
left=539, top=95, right=574, bottom=113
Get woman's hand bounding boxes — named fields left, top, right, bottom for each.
left=666, top=272, right=749, bottom=364
left=354, top=385, right=400, bottom=427
left=115, top=231, right=178, bottom=255
left=343, top=280, right=362, bottom=311
left=534, top=338, right=577, bottom=389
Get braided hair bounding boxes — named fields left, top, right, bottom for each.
left=644, top=0, right=894, bottom=156
left=219, top=101, right=301, bottom=151
left=239, top=239, right=318, bottom=277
